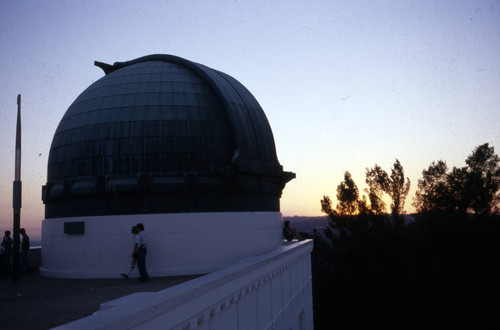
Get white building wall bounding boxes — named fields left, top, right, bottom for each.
left=54, top=240, right=314, bottom=330
left=41, top=212, right=283, bottom=278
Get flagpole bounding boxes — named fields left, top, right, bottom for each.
left=12, top=94, right=22, bottom=283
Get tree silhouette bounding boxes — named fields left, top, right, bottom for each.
left=413, top=160, right=451, bottom=213
left=320, top=195, right=334, bottom=216
left=335, top=171, right=360, bottom=216
left=313, top=148, right=500, bottom=330
left=321, top=171, right=376, bottom=217
left=365, top=165, right=387, bottom=215
left=465, top=143, right=500, bottom=215
left=413, top=143, right=499, bottom=216
left=366, top=160, right=410, bottom=218
left=388, top=159, right=411, bottom=217
left=447, top=166, right=469, bottom=213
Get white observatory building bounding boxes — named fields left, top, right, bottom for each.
left=41, top=55, right=313, bottom=329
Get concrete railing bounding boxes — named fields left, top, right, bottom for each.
left=29, top=246, right=41, bottom=268
left=55, top=239, right=314, bottom=330
left=0, top=247, right=41, bottom=273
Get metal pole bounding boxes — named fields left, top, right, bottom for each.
left=12, top=94, right=22, bottom=283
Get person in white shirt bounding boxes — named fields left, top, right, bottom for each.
left=121, top=226, right=139, bottom=279
left=133, top=223, right=150, bottom=282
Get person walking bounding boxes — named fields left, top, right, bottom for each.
left=20, top=228, right=30, bottom=271
left=121, top=226, right=139, bottom=279
left=134, top=223, right=150, bottom=283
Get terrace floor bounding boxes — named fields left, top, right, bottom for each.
left=0, top=268, right=199, bottom=330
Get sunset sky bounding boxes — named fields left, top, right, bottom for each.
left=1, top=0, right=499, bottom=237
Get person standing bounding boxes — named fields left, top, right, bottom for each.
left=2, top=231, right=13, bottom=275
left=282, top=220, right=303, bottom=241
left=20, top=228, right=30, bottom=271
left=134, top=223, right=149, bottom=283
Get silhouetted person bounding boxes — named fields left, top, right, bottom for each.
left=121, top=226, right=139, bottom=279
left=283, top=220, right=303, bottom=242
left=2, top=230, right=13, bottom=275
left=20, top=228, right=30, bottom=271
left=134, top=223, right=150, bottom=282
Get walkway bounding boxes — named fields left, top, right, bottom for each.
left=0, top=268, right=199, bottom=330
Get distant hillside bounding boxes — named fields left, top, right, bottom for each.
left=283, top=216, right=329, bottom=234
left=283, top=214, right=417, bottom=235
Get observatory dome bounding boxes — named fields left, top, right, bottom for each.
left=43, top=54, right=294, bottom=218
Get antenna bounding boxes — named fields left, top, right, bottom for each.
left=12, top=94, right=22, bottom=282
